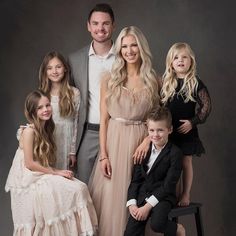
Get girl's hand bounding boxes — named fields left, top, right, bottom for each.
left=55, top=169, right=74, bottom=179
left=68, top=154, right=76, bottom=168
left=133, top=136, right=150, bottom=164
left=100, top=158, right=112, bottom=178
left=178, top=120, right=193, bottom=134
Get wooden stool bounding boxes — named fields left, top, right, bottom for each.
left=168, top=202, right=204, bottom=236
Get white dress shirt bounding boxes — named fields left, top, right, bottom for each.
left=87, top=42, right=115, bottom=124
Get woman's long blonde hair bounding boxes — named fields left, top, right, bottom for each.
left=107, top=26, right=159, bottom=108
left=161, top=42, right=198, bottom=104
left=39, top=51, right=75, bottom=117
left=24, top=90, right=56, bottom=167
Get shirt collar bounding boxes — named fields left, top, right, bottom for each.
left=151, top=142, right=166, bottom=154
left=88, top=41, right=115, bottom=58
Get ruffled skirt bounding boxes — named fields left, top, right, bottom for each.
left=5, top=148, right=98, bottom=236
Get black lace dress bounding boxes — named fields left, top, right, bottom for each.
left=166, top=78, right=211, bottom=156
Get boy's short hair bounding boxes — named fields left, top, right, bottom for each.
left=147, top=107, right=172, bottom=128
left=88, top=3, right=115, bottom=23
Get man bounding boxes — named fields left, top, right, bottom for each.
left=68, top=3, right=115, bottom=183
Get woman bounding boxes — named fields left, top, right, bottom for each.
left=89, top=26, right=160, bottom=236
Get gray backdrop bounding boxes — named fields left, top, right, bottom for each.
left=0, top=0, right=235, bottom=235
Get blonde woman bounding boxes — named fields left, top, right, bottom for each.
left=39, top=51, right=80, bottom=170
left=5, top=90, right=97, bottom=235
left=89, top=26, right=160, bottom=236
left=161, top=42, right=211, bottom=206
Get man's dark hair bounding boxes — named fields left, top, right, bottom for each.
left=88, top=3, right=114, bottom=23
left=147, top=107, right=172, bottom=128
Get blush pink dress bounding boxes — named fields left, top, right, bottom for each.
left=89, top=86, right=152, bottom=236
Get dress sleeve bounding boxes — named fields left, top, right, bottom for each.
left=191, top=80, right=212, bottom=126
left=69, top=87, right=80, bottom=155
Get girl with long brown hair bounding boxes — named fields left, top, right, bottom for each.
left=39, top=51, right=80, bottom=170
left=5, top=90, right=97, bottom=235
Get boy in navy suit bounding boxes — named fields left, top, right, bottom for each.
left=124, top=107, right=185, bottom=236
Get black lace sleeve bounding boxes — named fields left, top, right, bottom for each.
left=191, top=81, right=212, bottom=126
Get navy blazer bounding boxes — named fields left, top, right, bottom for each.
left=127, top=141, right=183, bottom=206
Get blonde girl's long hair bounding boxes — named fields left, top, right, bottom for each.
left=39, top=51, right=75, bottom=117
left=24, top=90, right=56, bottom=167
left=161, top=42, right=198, bottom=104
left=107, top=26, right=159, bottom=108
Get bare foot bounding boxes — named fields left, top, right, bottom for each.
left=178, top=193, right=190, bottom=206
left=176, top=223, right=186, bottom=236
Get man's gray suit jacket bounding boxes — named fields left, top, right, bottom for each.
left=68, top=45, right=90, bottom=153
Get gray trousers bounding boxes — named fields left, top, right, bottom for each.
left=76, top=129, right=99, bottom=184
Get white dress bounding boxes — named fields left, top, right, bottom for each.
left=5, top=141, right=98, bottom=235
left=51, top=87, right=80, bottom=169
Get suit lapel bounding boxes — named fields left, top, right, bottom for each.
left=141, top=143, right=152, bottom=175
left=81, top=47, right=89, bottom=104
left=148, top=142, right=171, bottom=174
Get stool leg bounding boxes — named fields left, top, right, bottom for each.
left=195, top=207, right=204, bottom=236
left=172, top=217, right=178, bottom=223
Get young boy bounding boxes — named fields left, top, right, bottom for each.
left=124, top=107, right=185, bottom=236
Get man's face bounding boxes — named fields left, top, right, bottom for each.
left=87, top=11, right=114, bottom=43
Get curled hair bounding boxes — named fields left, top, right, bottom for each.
left=107, top=26, right=159, bottom=109
left=147, top=107, right=172, bottom=128
left=161, top=42, right=198, bottom=104
left=39, top=51, right=75, bottom=117
left=24, top=90, right=56, bottom=167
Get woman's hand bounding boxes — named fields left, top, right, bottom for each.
left=100, top=158, right=112, bottom=178
left=133, top=136, right=150, bottom=164
left=178, top=120, right=193, bottom=134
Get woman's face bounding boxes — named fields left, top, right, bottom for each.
left=121, top=34, right=141, bottom=64
left=46, top=57, right=66, bottom=83
left=36, top=96, right=52, bottom=121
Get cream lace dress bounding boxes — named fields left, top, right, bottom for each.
left=51, top=87, right=80, bottom=169
left=5, top=127, right=98, bottom=236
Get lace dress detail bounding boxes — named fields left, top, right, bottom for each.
left=5, top=129, right=98, bottom=236
left=191, top=86, right=211, bottom=126
left=51, top=87, right=80, bottom=169
left=166, top=78, right=211, bottom=156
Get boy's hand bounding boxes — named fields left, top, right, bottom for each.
left=178, top=120, right=192, bottom=134
left=128, top=205, right=139, bottom=219
left=135, top=203, right=152, bottom=221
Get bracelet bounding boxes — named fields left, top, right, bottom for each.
left=99, top=157, right=109, bottom=162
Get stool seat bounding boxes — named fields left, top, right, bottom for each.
left=168, top=202, right=204, bottom=236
